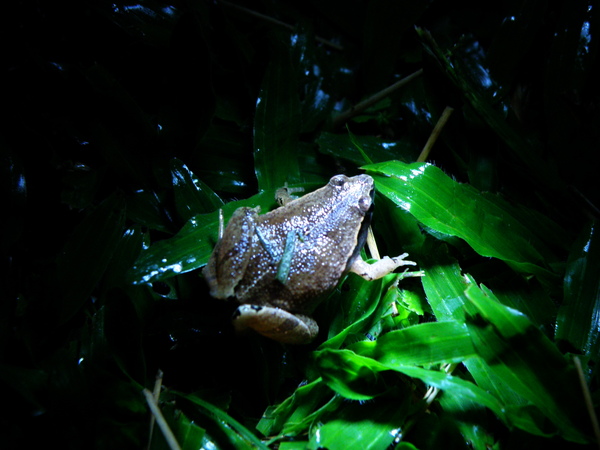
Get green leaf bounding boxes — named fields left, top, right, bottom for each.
left=291, top=29, right=336, bottom=134
left=172, top=391, right=270, bottom=450
left=163, top=403, right=206, bottom=450
left=462, top=357, right=550, bottom=437
left=0, top=364, right=48, bottom=410
left=254, top=35, right=301, bottom=190
left=313, top=349, right=390, bottom=400
left=309, top=399, right=408, bottom=450
left=257, top=379, right=339, bottom=438
left=106, top=0, right=181, bottom=48
left=416, top=27, right=559, bottom=191
left=127, top=210, right=218, bottom=285
left=350, top=321, right=476, bottom=366
left=390, top=365, right=509, bottom=424
left=170, top=158, right=224, bottom=222
left=421, top=254, right=554, bottom=436
left=556, top=221, right=600, bottom=365
left=125, top=189, right=173, bottom=233
left=317, top=131, right=415, bottom=166
left=421, top=255, right=590, bottom=441
left=57, top=193, right=126, bottom=323
left=195, top=123, right=255, bottom=196
left=363, top=161, right=561, bottom=284
left=464, top=285, right=589, bottom=442
left=102, top=225, right=145, bottom=289
left=419, top=249, right=472, bottom=322
left=318, top=270, right=385, bottom=349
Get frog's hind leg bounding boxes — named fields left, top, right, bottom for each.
left=233, top=305, right=318, bottom=344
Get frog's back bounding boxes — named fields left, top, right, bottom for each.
left=234, top=180, right=372, bottom=313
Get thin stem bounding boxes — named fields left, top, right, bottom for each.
left=217, top=0, right=343, bottom=51
left=143, top=389, right=182, bottom=450
left=366, top=226, right=380, bottom=260
left=146, top=370, right=164, bottom=450
left=333, top=69, right=424, bottom=128
left=573, top=356, right=600, bottom=448
left=417, top=106, right=454, bottom=162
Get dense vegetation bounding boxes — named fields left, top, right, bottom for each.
left=2, top=1, right=599, bottom=448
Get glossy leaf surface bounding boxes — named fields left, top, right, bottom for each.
left=364, top=160, right=563, bottom=283
left=5, top=1, right=599, bottom=449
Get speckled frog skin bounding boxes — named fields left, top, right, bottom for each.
left=203, top=174, right=415, bottom=344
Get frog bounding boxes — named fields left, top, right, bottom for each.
left=202, top=174, right=416, bottom=344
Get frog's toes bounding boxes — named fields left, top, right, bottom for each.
left=391, top=253, right=417, bottom=267
left=233, top=305, right=318, bottom=344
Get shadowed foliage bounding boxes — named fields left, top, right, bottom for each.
left=2, top=1, right=599, bottom=448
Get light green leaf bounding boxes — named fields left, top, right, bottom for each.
left=309, top=399, right=408, bottom=450
left=350, top=321, right=476, bottom=366
left=363, top=160, right=560, bottom=284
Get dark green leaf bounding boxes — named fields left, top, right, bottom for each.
left=126, top=189, right=174, bottom=233
left=127, top=210, right=219, bottom=285
left=195, top=123, right=255, bottom=196
left=257, top=379, right=338, bottom=438
left=172, top=391, right=270, bottom=450
left=416, top=27, right=559, bottom=190
left=170, top=158, right=224, bottom=221
left=313, top=349, right=390, bottom=400
left=557, top=221, right=600, bottom=365
left=57, top=193, right=126, bottom=323
left=317, top=131, right=415, bottom=166
left=254, top=35, right=301, bottom=190
left=318, top=271, right=385, bottom=349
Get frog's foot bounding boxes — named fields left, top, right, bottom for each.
left=349, top=253, right=417, bottom=281
left=233, top=305, right=318, bottom=344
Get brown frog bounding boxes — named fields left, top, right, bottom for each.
left=203, top=174, right=415, bottom=344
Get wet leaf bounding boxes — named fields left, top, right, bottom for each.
left=557, top=221, right=600, bottom=366
left=170, top=158, right=224, bottom=221
left=364, top=160, right=563, bottom=285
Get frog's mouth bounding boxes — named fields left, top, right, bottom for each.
left=344, top=188, right=374, bottom=272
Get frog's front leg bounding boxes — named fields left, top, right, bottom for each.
left=233, top=304, right=318, bottom=344
left=349, top=253, right=417, bottom=281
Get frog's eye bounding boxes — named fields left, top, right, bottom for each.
left=358, top=195, right=371, bottom=212
left=330, top=175, right=347, bottom=187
